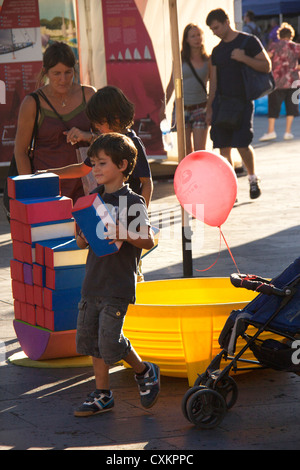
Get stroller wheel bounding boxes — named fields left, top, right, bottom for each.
left=212, top=376, right=238, bottom=410
left=186, top=388, right=227, bottom=429
left=194, top=373, right=208, bottom=386
left=181, top=386, right=207, bottom=421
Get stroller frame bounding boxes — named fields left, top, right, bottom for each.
left=182, top=270, right=300, bottom=429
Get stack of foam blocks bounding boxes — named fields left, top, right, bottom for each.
left=8, top=173, right=88, bottom=361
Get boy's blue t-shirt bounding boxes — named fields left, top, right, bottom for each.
left=84, top=129, right=151, bottom=195
left=81, top=184, right=150, bottom=303
left=211, top=32, right=263, bottom=98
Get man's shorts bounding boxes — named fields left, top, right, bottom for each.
left=210, top=97, right=254, bottom=149
left=268, top=88, right=299, bottom=118
left=76, top=296, right=131, bottom=364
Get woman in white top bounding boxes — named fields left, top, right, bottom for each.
left=161, top=23, right=211, bottom=154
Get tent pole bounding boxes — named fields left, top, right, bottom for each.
left=168, top=0, right=193, bottom=277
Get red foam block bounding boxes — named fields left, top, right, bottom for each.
left=10, top=196, right=72, bottom=225
left=10, top=259, right=24, bottom=282
left=11, top=280, right=26, bottom=302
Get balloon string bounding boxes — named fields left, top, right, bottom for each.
left=195, top=226, right=241, bottom=274
left=219, top=226, right=241, bottom=274
left=196, top=228, right=222, bottom=272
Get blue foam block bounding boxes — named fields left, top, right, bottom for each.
left=43, top=286, right=82, bottom=311
left=45, top=265, right=86, bottom=290
left=7, top=173, right=60, bottom=200
left=72, top=193, right=122, bottom=257
left=44, top=306, right=79, bottom=331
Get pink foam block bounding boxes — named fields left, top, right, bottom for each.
left=12, top=240, right=24, bottom=262
left=14, top=300, right=25, bottom=320
left=33, top=285, right=43, bottom=307
left=33, top=263, right=46, bottom=287
left=10, top=220, right=24, bottom=242
left=36, top=306, right=45, bottom=328
left=11, top=280, right=26, bottom=302
left=10, top=196, right=72, bottom=225
left=23, top=243, right=35, bottom=265
left=25, top=284, right=34, bottom=305
left=10, top=259, right=24, bottom=282
left=72, top=193, right=122, bottom=257
left=26, top=303, right=36, bottom=325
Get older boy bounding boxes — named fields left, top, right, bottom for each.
left=74, top=133, right=159, bottom=417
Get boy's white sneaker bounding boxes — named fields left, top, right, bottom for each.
left=259, top=131, right=277, bottom=142
left=284, top=132, right=294, bottom=140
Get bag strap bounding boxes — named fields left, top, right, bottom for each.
left=37, top=86, right=86, bottom=128
left=37, top=89, right=70, bottom=130
left=186, top=60, right=208, bottom=97
left=28, top=92, right=40, bottom=159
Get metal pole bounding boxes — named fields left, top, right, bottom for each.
left=168, top=0, right=193, bottom=277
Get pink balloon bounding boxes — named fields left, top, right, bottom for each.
left=174, top=151, right=237, bottom=227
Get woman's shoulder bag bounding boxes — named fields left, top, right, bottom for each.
left=2, top=92, right=40, bottom=222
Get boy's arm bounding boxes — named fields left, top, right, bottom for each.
left=36, top=162, right=91, bottom=178
left=76, top=229, right=89, bottom=249
left=106, top=222, right=155, bottom=250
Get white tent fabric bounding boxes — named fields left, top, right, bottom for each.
left=75, top=0, right=236, bottom=91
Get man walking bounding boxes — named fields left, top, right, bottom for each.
left=206, top=8, right=271, bottom=199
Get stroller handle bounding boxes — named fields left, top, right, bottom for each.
left=230, top=273, right=292, bottom=296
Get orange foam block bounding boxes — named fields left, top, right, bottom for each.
left=13, top=320, right=79, bottom=360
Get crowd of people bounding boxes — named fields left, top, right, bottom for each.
left=9, top=7, right=300, bottom=418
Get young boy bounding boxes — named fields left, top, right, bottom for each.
left=38, top=86, right=153, bottom=208
left=74, top=132, right=159, bottom=417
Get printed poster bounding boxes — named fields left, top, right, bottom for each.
left=101, top=0, right=165, bottom=157
left=0, top=0, right=78, bottom=164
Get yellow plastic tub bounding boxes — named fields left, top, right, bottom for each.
left=124, top=278, right=275, bottom=385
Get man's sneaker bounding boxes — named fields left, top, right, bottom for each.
left=74, top=390, right=114, bottom=417
left=135, top=362, right=160, bottom=409
left=259, top=131, right=276, bottom=142
left=284, top=132, right=294, bottom=140
left=249, top=179, right=261, bottom=199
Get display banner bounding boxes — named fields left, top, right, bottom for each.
left=101, top=0, right=165, bottom=157
left=0, top=0, right=78, bottom=164
left=0, top=0, right=42, bottom=163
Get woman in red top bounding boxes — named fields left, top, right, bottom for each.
left=259, top=23, right=300, bottom=142
left=14, top=41, right=95, bottom=203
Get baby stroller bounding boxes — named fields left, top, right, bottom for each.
left=182, top=257, right=300, bottom=429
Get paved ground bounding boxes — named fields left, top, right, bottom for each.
left=0, top=115, right=300, bottom=452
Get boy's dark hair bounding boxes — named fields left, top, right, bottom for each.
left=87, top=133, right=137, bottom=179
left=86, top=86, right=135, bottom=131
left=206, top=8, right=229, bottom=26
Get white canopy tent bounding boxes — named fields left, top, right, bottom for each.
left=75, top=0, right=240, bottom=102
